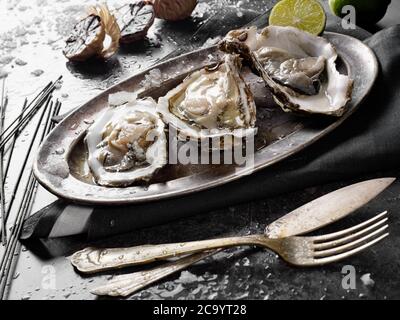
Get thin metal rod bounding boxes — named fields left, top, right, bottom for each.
left=0, top=78, right=7, bottom=244
left=51, top=101, right=62, bottom=130
left=0, top=175, right=36, bottom=297
left=0, top=96, right=52, bottom=238
left=0, top=76, right=62, bottom=150
left=0, top=99, right=53, bottom=298
left=3, top=99, right=28, bottom=183
left=0, top=80, right=52, bottom=142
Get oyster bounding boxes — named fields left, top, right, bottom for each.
left=85, top=97, right=167, bottom=187
left=157, top=54, right=257, bottom=148
left=220, top=26, right=353, bottom=116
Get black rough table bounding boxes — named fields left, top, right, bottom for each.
left=1, top=0, right=400, bottom=300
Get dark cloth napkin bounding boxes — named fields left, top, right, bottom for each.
left=21, top=24, right=400, bottom=241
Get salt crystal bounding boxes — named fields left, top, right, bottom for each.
left=360, top=273, right=375, bottom=287
left=140, top=68, right=163, bottom=89
left=108, top=91, right=138, bottom=106
left=176, top=271, right=203, bottom=284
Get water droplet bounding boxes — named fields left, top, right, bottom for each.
left=31, top=69, right=44, bottom=77
left=83, top=119, right=94, bottom=125
left=55, top=148, right=64, bottom=155
left=15, top=58, right=27, bottom=66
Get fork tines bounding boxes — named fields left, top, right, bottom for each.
left=312, top=211, right=389, bottom=264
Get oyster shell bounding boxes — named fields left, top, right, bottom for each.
left=85, top=97, right=167, bottom=187
left=157, top=54, right=257, bottom=148
left=220, top=26, right=353, bottom=117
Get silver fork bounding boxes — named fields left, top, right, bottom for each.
left=90, top=211, right=389, bottom=297
left=73, top=211, right=389, bottom=274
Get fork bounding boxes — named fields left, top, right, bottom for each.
left=89, top=211, right=389, bottom=297
left=72, top=211, right=389, bottom=274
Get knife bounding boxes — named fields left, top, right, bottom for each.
left=265, top=177, right=395, bottom=238
left=90, top=177, right=395, bottom=296
left=73, top=177, right=395, bottom=273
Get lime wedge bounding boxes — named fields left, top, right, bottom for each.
left=269, top=0, right=327, bottom=35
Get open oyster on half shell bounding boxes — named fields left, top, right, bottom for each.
left=220, top=26, right=354, bottom=117
left=157, top=54, right=257, bottom=149
left=85, top=97, right=167, bottom=187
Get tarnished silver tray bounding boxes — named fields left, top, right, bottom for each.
left=33, top=32, right=378, bottom=205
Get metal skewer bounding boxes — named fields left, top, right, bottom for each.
left=3, top=99, right=28, bottom=183
left=0, top=76, right=62, bottom=150
left=0, top=78, right=7, bottom=244
left=0, top=98, right=55, bottom=298
left=0, top=95, right=52, bottom=238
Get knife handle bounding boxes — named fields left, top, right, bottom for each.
left=71, top=234, right=275, bottom=274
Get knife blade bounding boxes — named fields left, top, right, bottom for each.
left=265, top=177, right=395, bottom=239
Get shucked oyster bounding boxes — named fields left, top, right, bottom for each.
left=86, top=97, right=167, bottom=187
left=220, top=26, right=353, bottom=116
left=157, top=54, right=257, bottom=148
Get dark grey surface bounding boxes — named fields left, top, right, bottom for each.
left=1, top=0, right=399, bottom=300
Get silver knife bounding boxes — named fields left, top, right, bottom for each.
left=265, top=177, right=395, bottom=238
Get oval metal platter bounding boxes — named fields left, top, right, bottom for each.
left=34, top=32, right=378, bottom=205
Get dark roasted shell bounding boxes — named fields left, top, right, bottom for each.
left=63, top=15, right=105, bottom=62
left=115, top=1, right=155, bottom=44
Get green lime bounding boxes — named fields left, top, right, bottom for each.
left=269, top=0, right=327, bottom=35
left=329, top=0, right=391, bottom=25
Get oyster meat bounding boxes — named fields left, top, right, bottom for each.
left=220, top=26, right=353, bottom=116
left=157, top=54, right=257, bottom=148
left=85, top=97, right=167, bottom=187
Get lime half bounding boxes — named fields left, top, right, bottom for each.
left=269, top=0, right=327, bottom=35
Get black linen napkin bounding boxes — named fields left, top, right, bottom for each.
left=21, top=25, right=400, bottom=241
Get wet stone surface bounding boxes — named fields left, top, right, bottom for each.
left=1, top=0, right=400, bottom=300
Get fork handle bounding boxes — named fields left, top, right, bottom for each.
left=91, top=250, right=218, bottom=297
left=71, top=234, right=276, bottom=274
